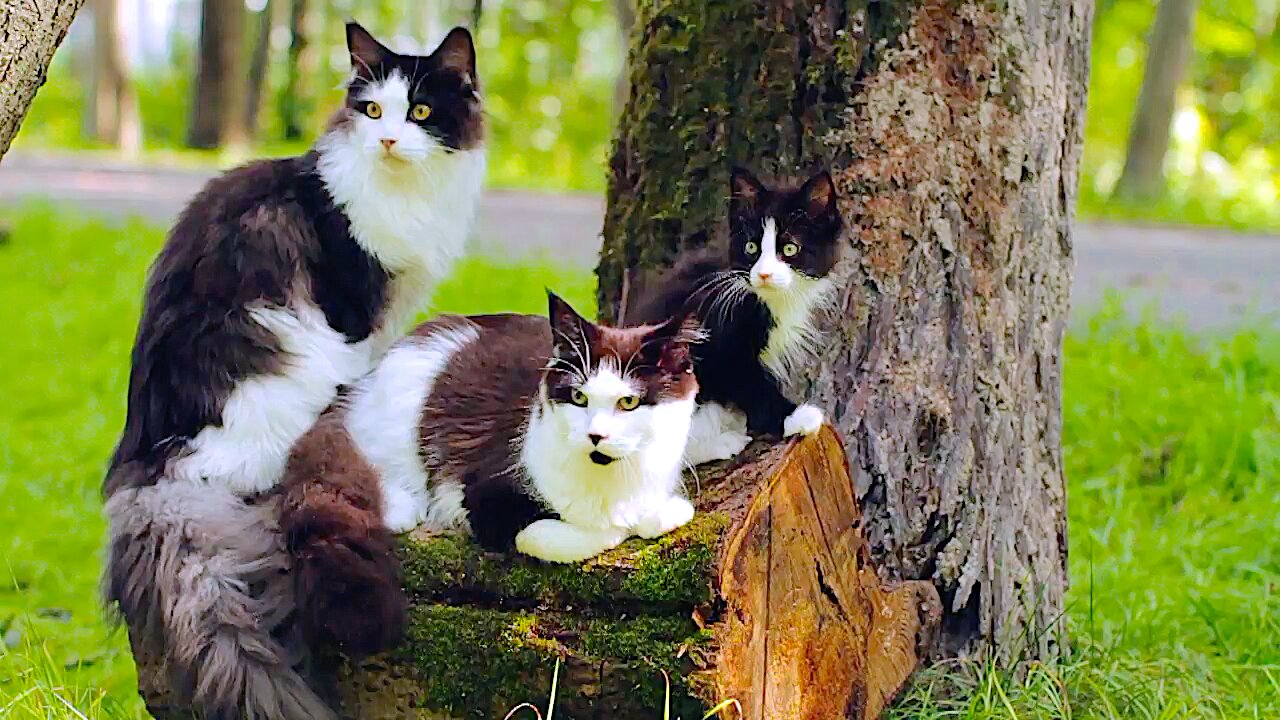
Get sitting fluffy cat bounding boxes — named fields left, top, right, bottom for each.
left=629, top=168, right=842, bottom=465
left=279, top=293, right=706, bottom=655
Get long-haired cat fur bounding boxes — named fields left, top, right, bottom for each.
left=280, top=293, right=705, bottom=656
left=103, top=23, right=484, bottom=720
left=629, top=168, right=842, bottom=465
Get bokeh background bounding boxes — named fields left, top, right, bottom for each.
left=0, top=1, right=1277, bottom=718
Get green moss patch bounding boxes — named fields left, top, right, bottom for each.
left=398, top=512, right=730, bottom=610
left=395, top=605, right=711, bottom=719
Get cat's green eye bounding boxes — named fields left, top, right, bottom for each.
left=617, top=395, right=641, bottom=411
left=411, top=104, right=432, bottom=121
left=782, top=242, right=800, bottom=257
left=363, top=101, right=383, bottom=119
left=570, top=388, right=588, bottom=406
left=744, top=241, right=759, bottom=255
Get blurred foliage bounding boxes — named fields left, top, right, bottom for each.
left=1083, top=0, right=1280, bottom=229
left=11, top=0, right=1280, bottom=227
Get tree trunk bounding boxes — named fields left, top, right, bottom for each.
left=279, top=0, right=316, bottom=141
left=134, top=430, right=941, bottom=720
left=90, top=0, right=140, bottom=154
left=0, top=0, right=86, bottom=161
left=188, top=0, right=248, bottom=149
left=1112, top=0, right=1198, bottom=200
left=599, top=0, right=1089, bottom=662
left=245, top=0, right=276, bottom=138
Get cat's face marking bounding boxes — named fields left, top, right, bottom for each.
left=541, top=293, right=700, bottom=467
left=729, top=168, right=841, bottom=302
left=335, top=23, right=483, bottom=165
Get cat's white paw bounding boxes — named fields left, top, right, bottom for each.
left=783, top=404, right=825, bottom=438
left=382, top=488, right=421, bottom=533
left=632, top=496, right=696, bottom=540
left=700, top=429, right=752, bottom=463
left=515, top=519, right=626, bottom=564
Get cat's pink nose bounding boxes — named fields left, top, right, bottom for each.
left=380, top=138, right=397, bottom=151
left=588, top=433, right=606, bottom=446
left=756, top=270, right=773, bottom=282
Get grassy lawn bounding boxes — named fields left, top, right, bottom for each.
left=0, top=204, right=1276, bottom=719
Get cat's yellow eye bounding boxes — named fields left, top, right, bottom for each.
left=411, top=104, right=432, bottom=121
left=782, top=242, right=800, bottom=257
left=744, top=241, right=759, bottom=255
left=570, top=388, right=588, bottom=407
left=617, top=395, right=641, bottom=411
left=363, top=101, right=383, bottom=119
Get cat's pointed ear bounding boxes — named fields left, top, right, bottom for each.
left=547, top=290, right=595, bottom=358
left=648, top=312, right=705, bottom=375
left=730, top=167, right=766, bottom=209
left=347, top=22, right=392, bottom=76
left=800, top=170, right=838, bottom=219
left=434, top=27, right=478, bottom=85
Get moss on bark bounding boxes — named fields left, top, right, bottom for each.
left=337, top=605, right=712, bottom=719
left=399, top=512, right=730, bottom=609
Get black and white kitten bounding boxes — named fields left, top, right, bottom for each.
left=102, top=23, right=483, bottom=720
left=630, top=168, right=841, bottom=464
left=280, top=293, right=701, bottom=654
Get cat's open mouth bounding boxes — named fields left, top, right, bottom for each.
left=589, top=451, right=616, bottom=466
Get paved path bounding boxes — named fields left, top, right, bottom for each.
left=2, top=153, right=1276, bottom=330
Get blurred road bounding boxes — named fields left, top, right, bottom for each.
left=1, top=153, right=1276, bottom=330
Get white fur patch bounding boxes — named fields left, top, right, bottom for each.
left=783, top=403, right=825, bottom=438
left=170, top=305, right=373, bottom=495
left=343, top=325, right=480, bottom=533
left=684, top=401, right=751, bottom=466
left=316, top=69, right=486, bottom=348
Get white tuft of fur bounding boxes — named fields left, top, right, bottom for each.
left=783, top=403, right=825, bottom=438
left=343, top=326, right=480, bottom=533
left=170, top=304, right=373, bottom=495
left=517, top=362, right=696, bottom=562
left=684, top=401, right=751, bottom=466
left=316, top=69, right=486, bottom=352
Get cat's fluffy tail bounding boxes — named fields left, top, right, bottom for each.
left=104, top=464, right=337, bottom=720
left=280, top=414, right=408, bottom=657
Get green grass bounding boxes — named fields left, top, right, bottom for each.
left=0, top=204, right=1276, bottom=718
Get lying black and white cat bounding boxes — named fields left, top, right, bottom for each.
left=102, top=23, right=484, bottom=720
left=630, top=168, right=842, bottom=465
left=279, top=293, right=706, bottom=655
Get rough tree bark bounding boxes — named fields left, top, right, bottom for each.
left=188, top=0, right=248, bottom=149
left=599, top=0, right=1090, bottom=661
left=279, top=0, right=316, bottom=141
left=1113, top=0, right=1198, bottom=200
left=89, top=0, right=140, bottom=153
left=0, top=0, right=86, bottom=161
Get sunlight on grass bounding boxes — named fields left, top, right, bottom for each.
left=0, top=204, right=1275, bottom=718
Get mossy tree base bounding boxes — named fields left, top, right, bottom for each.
left=133, top=427, right=940, bottom=719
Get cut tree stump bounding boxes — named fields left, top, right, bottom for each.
left=133, top=427, right=941, bottom=719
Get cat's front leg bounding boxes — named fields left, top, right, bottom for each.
left=631, top=496, right=695, bottom=540
left=515, top=520, right=629, bottom=564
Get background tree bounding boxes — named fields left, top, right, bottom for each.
left=188, top=0, right=248, bottom=149
left=88, top=0, right=140, bottom=153
left=599, top=0, right=1091, bottom=660
left=245, top=0, right=279, bottom=138
left=279, top=0, right=318, bottom=141
left=0, top=0, right=86, bottom=160
left=1113, top=0, right=1200, bottom=200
